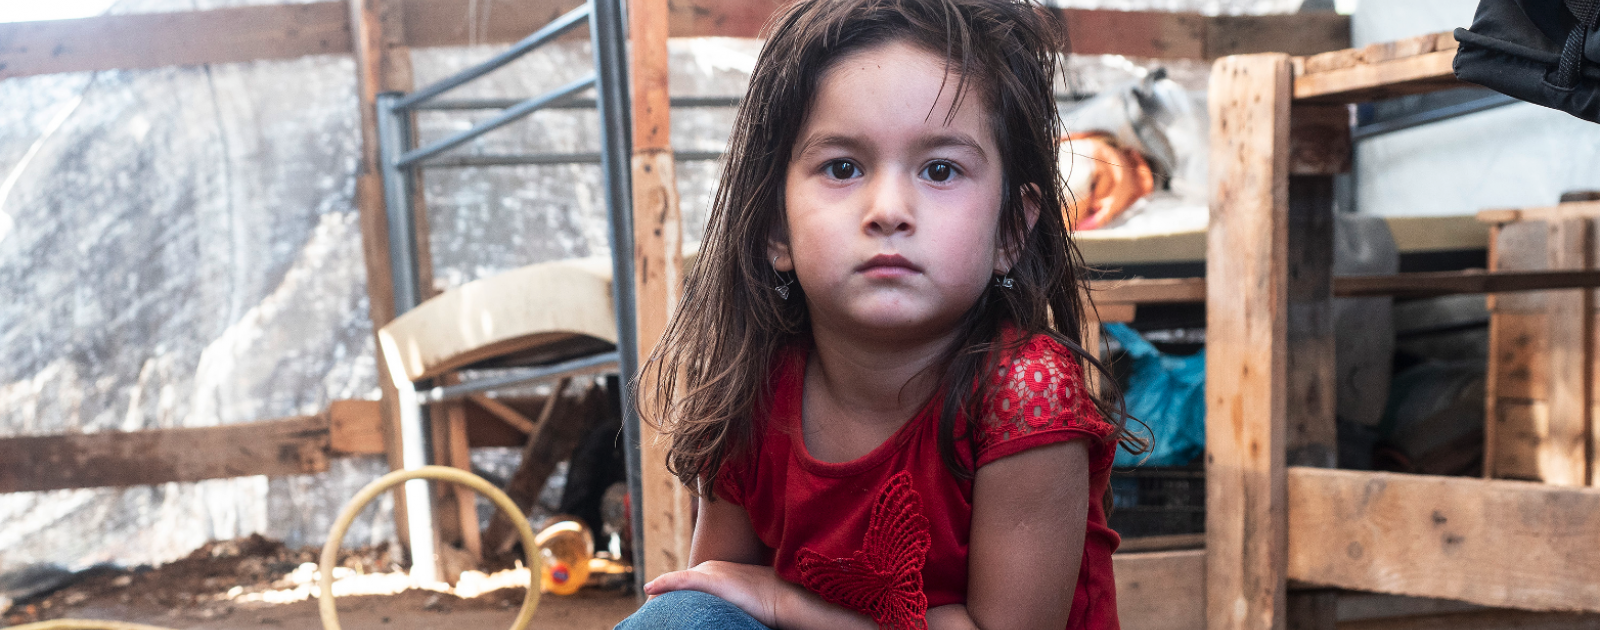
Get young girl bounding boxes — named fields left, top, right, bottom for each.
left=619, top=0, right=1139, bottom=628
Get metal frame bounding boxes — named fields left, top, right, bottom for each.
left=374, top=0, right=645, bottom=583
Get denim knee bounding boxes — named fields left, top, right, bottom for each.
left=613, top=589, right=771, bottom=630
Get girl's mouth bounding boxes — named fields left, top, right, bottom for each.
left=856, top=254, right=923, bottom=277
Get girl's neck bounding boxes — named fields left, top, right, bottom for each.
left=806, top=322, right=959, bottom=428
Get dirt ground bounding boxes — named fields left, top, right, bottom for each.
left=2, top=535, right=640, bottom=630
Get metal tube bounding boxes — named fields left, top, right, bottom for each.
left=589, top=0, right=645, bottom=595
left=395, top=75, right=597, bottom=168
left=419, top=351, right=620, bottom=403
left=414, top=95, right=743, bottom=111
left=419, top=150, right=723, bottom=168
left=391, top=4, right=592, bottom=111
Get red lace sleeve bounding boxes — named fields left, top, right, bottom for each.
left=975, top=334, right=1116, bottom=468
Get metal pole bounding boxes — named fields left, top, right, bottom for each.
left=418, top=352, right=621, bottom=403
left=589, top=0, right=645, bottom=595
left=392, top=4, right=593, bottom=111
left=376, top=91, right=438, bottom=581
left=394, top=75, right=597, bottom=168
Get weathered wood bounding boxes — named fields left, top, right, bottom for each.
left=1092, top=277, right=1207, bottom=304
left=1492, top=400, right=1549, bottom=481
left=467, top=393, right=538, bottom=435
left=0, top=1, right=1349, bottom=80
left=1205, top=52, right=1293, bottom=630
left=1544, top=218, right=1591, bottom=486
left=1094, top=270, right=1600, bottom=306
left=1115, top=533, right=1205, bottom=554
left=631, top=0, right=694, bottom=582
left=1480, top=201, right=1600, bottom=225
left=1297, top=32, right=1457, bottom=75
left=1114, top=550, right=1206, bottom=630
left=328, top=399, right=386, bottom=455
left=436, top=388, right=483, bottom=561
left=1286, top=467, right=1600, bottom=613
left=1339, top=609, right=1600, bottom=630
left=350, top=0, right=419, bottom=554
left=1293, top=49, right=1460, bottom=104
left=0, top=3, right=351, bottom=79
left=0, top=417, right=330, bottom=494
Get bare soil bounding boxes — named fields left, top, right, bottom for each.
left=2, top=535, right=639, bottom=630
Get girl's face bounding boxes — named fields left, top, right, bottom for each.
left=778, top=40, right=1012, bottom=343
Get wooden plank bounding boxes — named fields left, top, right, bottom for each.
left=328, top=399, right=386, bottom=455
left=1340, top=609, right=1600, bottom=630
left=1115, top=533, right=1205, bottom=554
left=1205, top=52, right=1293, bottom=630
left=0, top=3, right=350, bottom=79
left=0, top=1, right=1349, bottom=79
left=1286, top=467, right=1600, bottom=612
left=1093, top=269, right=1600, bottom=306
left=467, top=393, right=538, bottom=435
left=350, top=0, right=419, bottom=551
left=1480, top=202, right=1600, bottom=225
left=631, top=0, right=694, bottom=583
left=1490, top=313, right=1549, bottom=402
left=1493, top=400, right=1549, bottom=480
left=1293, top=49, right=1460, bottom=104
left=0, top=417, right=330, bottom=494
left=1206, top=13, right=1351, bottom=59
left=482, top=377, right=590, bottom=556
left=1298, top=32, right=1457, bottom=74
left=1115, top=550, right=1206, bottom=630
left=1286, top=175, right=1337, bottom=471
left=1543, top=218, right=1591, bottom=486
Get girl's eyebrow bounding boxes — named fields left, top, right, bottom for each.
left=793, top=132, right=988, bottom=162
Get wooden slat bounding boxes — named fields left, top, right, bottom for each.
left=1286, top=175, right=1337, bottom=470
left=1480, top=201, right=1600, bottom=225
left=631, top=0, right=694, bottom=583
left=0, top=417, right=330, bottom=494
left=467, top=393, right=538, bottom=434
left=1205, top=52, right=1293, bottom=630
left=1114, top=550, right=1206, bottom=630
left=1286, top=467, right=1600, bottom=612
left=1544, top=218, right=1591, bottom=486
left=1340, top=609, right=1600, bottom=630
left=482, top=377, right=591, bottom=556
left=1093, top=270, right=1600, bottom=306
left=328, top=399, right=386, bottom=455
left=1293, top=49, right=1460, bottom=104
left=0, top=3, right=351, bottom=79
left=1, top=1, right=1348, bottom=80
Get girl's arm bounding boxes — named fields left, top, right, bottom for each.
left=645, top=493, right=879, bottom=630
left=963, top=439, right=1092, bottom=630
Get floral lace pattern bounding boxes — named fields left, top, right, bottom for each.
left=795, top=471, right=932, bottom=630
left=981, top=335, right=1113, bottom=447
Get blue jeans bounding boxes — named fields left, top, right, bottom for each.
left=614, top=590, right=773, bottom=630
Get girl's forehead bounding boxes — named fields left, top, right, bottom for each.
left=799, top=40, right=993, bottom=147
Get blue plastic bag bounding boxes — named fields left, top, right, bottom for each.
left=1105, top=323, right=1206, bottom=468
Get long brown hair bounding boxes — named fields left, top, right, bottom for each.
left=637, top=0, right=1143, bottom=494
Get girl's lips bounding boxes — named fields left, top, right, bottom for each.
left=856, top=254, right=923, bottom=275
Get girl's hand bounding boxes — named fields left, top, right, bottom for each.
left=644, top=560, right=786, bottom=627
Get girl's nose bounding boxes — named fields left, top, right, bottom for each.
left=862, top=174, right=915, bottom=236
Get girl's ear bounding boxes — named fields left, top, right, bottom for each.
left=769, top=240, right=795, bottom=272
left=994, top=184, right=1043, bottom=275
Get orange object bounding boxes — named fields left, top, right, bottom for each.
left=1060, top=132, right=1154, bottom=230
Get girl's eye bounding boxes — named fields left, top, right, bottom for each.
left=923, top=161, right=955, bottom=182
left=826, top=160, right=858, bottom=180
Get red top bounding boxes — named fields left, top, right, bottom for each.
left=714, top=332, right=1122, bottom=630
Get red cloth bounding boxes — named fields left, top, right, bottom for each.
left=715, top=333, right=1122, bottom=630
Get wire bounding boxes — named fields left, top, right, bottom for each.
left=11, top=466, right=544, bottom=630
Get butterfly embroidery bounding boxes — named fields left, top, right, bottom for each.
left=795, top=471, right=932, bottom=630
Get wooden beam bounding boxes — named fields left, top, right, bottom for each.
left=1287, top=467, right=1600, bottom=613
left=1293, top=49, right=1460, bottom=104
left=0, top=3, right=350, bottom=79
left=1339, top=609, right=1600, bottom=630
left=1480, top=201, right=1600, bottom=225
left=1093, top=270, right=1600, bottom=305
left=482, top=377, right=590, bottom=556
left=1544, top=218, right=1592, bottom=486
left=1115, top=550, right=1206, bottom=630
left=328, top=399, right=386, bottom=455
left=0, top=416, right=330, bottom=494
left=467, top=393, right=538, bottom=435
left=631, top=0, right=694, bottom=583
left=1289, top=104, right=1351, bottom=175
left=1205, top=52, right=1293, bottom=630
left=0, top=1, right=1348, bottom=80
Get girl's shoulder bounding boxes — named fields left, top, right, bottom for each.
left=972, top=330, right=1117, bottom=467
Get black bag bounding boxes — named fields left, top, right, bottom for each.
left=1453, top=0, right=1600, bottom=122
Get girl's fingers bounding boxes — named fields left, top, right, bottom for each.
left=643, top=568, right=709, bottom=595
